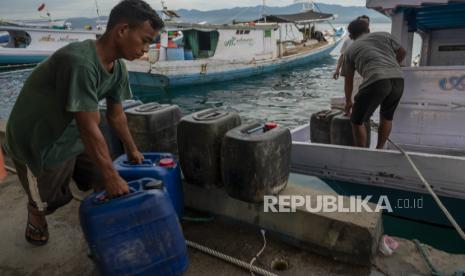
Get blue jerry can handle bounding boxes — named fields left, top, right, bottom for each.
left=121, top=159, right=154, bottom=167
left=92, top=186, right=139, bottom=204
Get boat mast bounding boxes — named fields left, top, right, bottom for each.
left=94, top=0, right=101, bottom=21
left=262, top=0, right=266, bottom=23
left=296, top=0, right=314, bottom=11
left=161, top=0, right=167, bottom=21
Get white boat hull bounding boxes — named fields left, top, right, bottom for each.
left=291, top=124, right=465, bottom=200
left=0, top=26, right=99, bottom=65
left=127, top=34, right=344, bottom=88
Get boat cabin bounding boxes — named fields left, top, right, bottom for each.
left=255, top=10, right=334, bottom=44
left=153, top=10, right=336, bottom=63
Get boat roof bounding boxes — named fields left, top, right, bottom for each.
left=0, top=25, right=101, bottom=35
left=164, top=22, right=279, bottom=31
left=367, top=0, right=465, bottom=11
left=255, top=10, right=334, bottom=24
left=367, top=0, right=465, bottom=30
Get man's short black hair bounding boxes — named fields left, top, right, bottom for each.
left=357, top=15, right=370, bottom=22
left=106, top=0, right=164, bottom=31
left=348, top=19, right=370, bottom=40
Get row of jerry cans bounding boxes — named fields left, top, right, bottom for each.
left=177, top=108, right=292, bottom=203
left=100, top=100, right=292, bottom=203
left=310, top=110, right=371, bottom=147
left=80, top=153, right=188, bottom=276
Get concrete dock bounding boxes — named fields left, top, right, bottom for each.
left=1, top=121, right=465, bottom=275
left=1, top=173, right=465, bottom=276
left=184, top=182, right=383, bottom=266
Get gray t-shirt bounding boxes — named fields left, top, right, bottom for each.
left=340, top=38, right=353, bottom=54
left=341, top=32, right=403, bottom=90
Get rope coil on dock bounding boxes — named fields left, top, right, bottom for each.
left=186, top=239, right=278, bottom=276
left=250, top=229, right=268, bottom=276
left=414, top=239, right=443, bottom=276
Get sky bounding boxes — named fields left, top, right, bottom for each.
left=0, top=0, right=366, bottom=20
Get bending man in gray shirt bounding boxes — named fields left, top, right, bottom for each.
left=341, top=19, right=406, bottom=148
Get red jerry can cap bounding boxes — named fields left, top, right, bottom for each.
left=159, top=158, right=175, bottom=167
left=264, top=122, right=278, bottom=130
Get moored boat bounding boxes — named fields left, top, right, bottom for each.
left=290, top=0, right=465, bottom=235
left=126, top=9, right=345, bottom=88
left=0, top=25, right=100, bottom=65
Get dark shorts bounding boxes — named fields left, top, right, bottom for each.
left=351, top=78, right=404, bottom=125
left=13, top=153, right=104, bottom=215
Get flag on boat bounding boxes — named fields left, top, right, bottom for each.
left=38, top=3, right=46, bottom=12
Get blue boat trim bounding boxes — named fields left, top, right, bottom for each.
left=0, top=54, right=47, bottom=65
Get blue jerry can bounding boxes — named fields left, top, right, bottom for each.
left=113, top=153, right=184, bottom=217
left=79, top=178, right=189, bottom=276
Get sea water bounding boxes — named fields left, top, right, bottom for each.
left=1, top=24, right=407, bottom=123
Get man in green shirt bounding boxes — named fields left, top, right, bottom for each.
left=4, top=0, right=164, bottom=245
left=341, top=19, right=406, bottom=148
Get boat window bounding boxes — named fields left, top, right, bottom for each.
left=0, top=32, right=9, bottom=44
left=183, top=30, right=219, bottom=59
left=235, top=30, right=251, bottom=35
left=7, top=31, right=31, bottom=48
left=412, top=32, right=422, bottom=66
left=426, top=28, right=465, bottom=66
left=438, top=45, right=465, bottom=52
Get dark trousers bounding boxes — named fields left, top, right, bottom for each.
left=13, top=153, right=103, bottom=215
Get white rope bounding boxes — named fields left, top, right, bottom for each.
left=250, top=229, right=268, bottom=276
left=186, top=239, right=278, bottom=276
left=387, top=138, right=465, bottom=241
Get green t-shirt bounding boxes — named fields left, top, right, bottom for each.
left=5, top=39, right=132, bottom=176
left=341, top=32, right=403, bottom=90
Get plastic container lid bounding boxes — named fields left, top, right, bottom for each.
left=159, top=158, right=175, bottom=167
left=264, top=122, right=278, bottom=130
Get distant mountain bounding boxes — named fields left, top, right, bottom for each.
left=175, top=3, right=389, bottom=24
left=67, top=3, right=389, bottom=28
left=67, top=16, right=108, bottom=28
